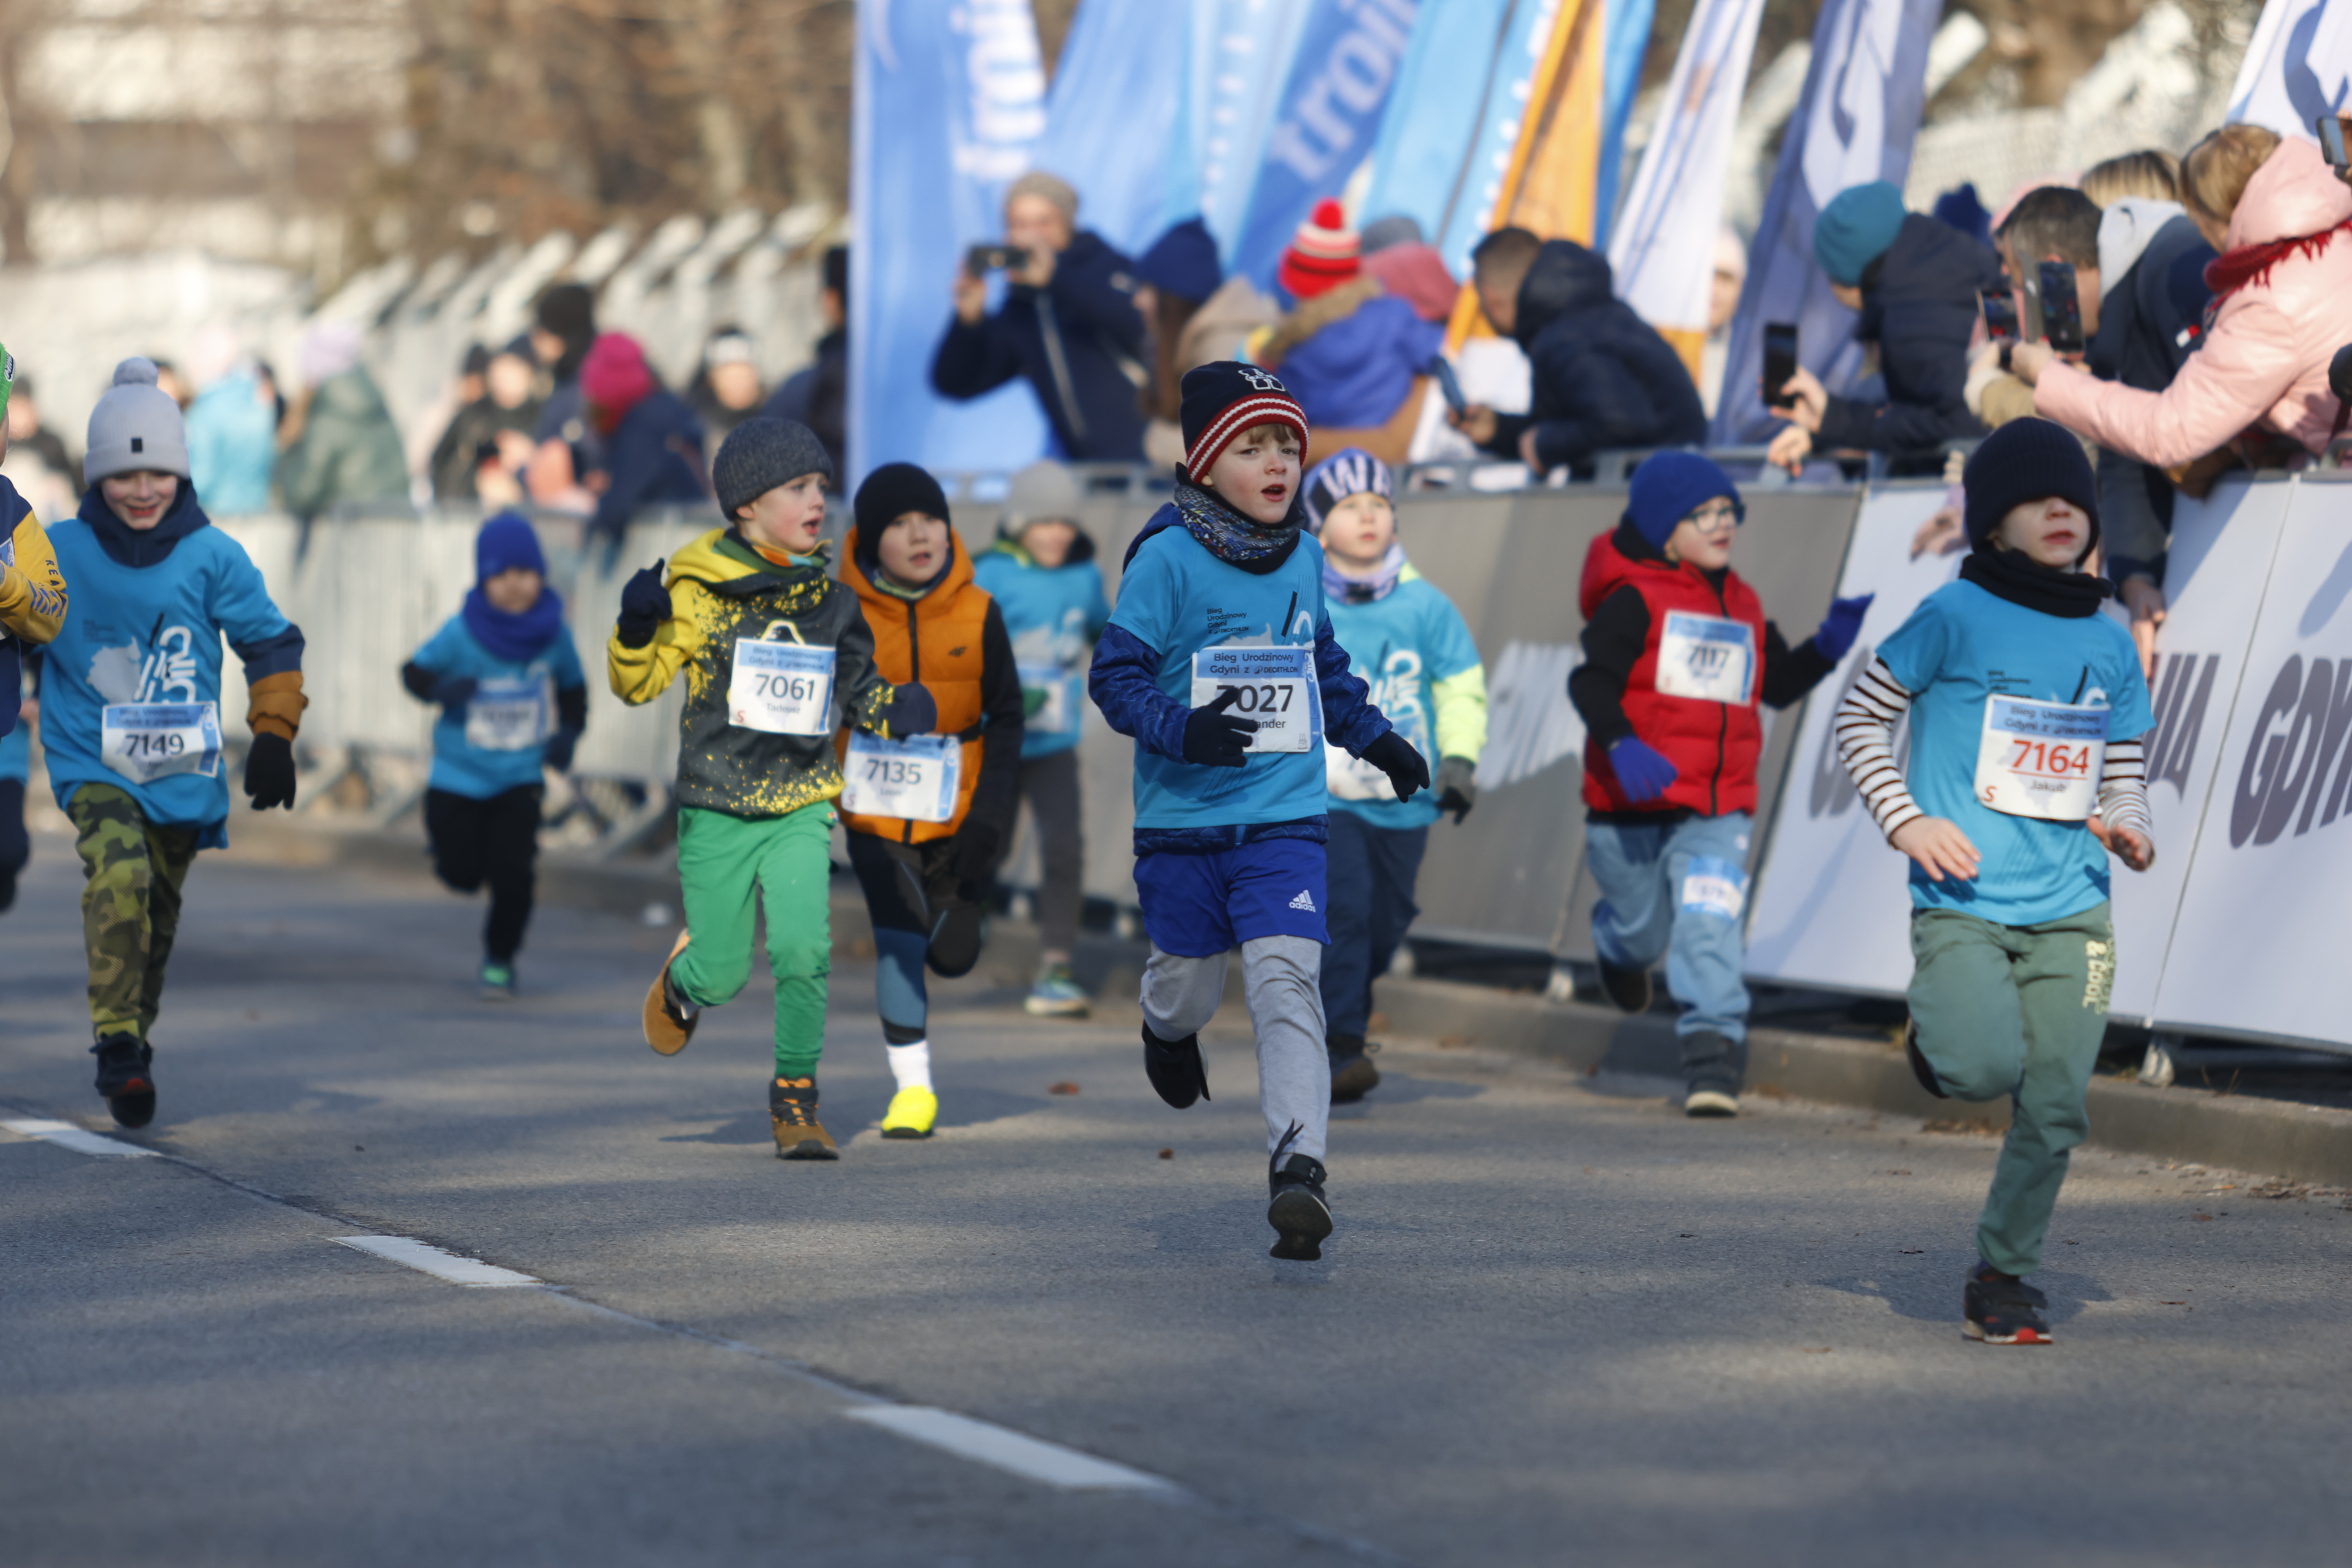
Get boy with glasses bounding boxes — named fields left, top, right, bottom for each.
left=1571, top=454, right=1870, bottom=1115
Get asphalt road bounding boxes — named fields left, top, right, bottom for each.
left=3, top=836, right=2347, bottom=1567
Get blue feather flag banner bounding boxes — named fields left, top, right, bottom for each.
left=1026, top=0, right=1190, bottom=258
left=1165, top=0, right=1315, bottom=261
left=1592, top=0, right=1656, bottom=252
left=850, top=0, right=1052, bottom=481
left=1711, top=0, right=1941, bottom=445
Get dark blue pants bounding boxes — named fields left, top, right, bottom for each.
left=1319, top=810, right=1427, bottom=1047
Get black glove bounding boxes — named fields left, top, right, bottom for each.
left=543, top=727, right=580, bottom=773
left=616, top=560, right=671, bottom=648
left=953, top=820, right=1002, bottom=884
left=1361, top=730, right=1429, bottom=801
left=244, top=731, right=297, bottom=811
left=1181, top=686, right=1259, bottom=768
left=1434, top=755, right=1478, bottom=823
left=884, top=682, right=937, bottom=735
left=433, top=675, right=478, bottom=714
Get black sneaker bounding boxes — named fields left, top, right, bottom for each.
left=1267, top=1127, right=1333, bottom=1262
left=1141, top=1021, right=1209, bottom=1108
left=1905, top=1021, right=1947, bottom=1099
left=1597, top=959, right=1652, bottom=1014
left=92, top=1034, right=156, bottom=1129
left=1328, top=1032, right=1379, bottom=1103
left=1963, top=1263, right=2052, bottom=1345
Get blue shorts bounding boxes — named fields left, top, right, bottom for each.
left=1134, top=839, right=1328, bottom=956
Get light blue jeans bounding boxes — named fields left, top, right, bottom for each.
left=1583, top=811, right=1753, bottom=1093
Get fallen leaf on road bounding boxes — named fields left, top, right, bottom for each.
left=1886, top=1169, right=1911, bottom=1176
left=2159, top=1300, right=2188, bottom=1305
left=1898, top=1248, right=1923, bottom=1254
left=2192, top=1212, right=2213, bottom=1221
left=1678, top=1233, right=1697, bottom=1239
left=1158, top=1148, right=1174, bottom=1159
left=1801, top=1347, right=1832, bottom=1354
left=1050, top=1082, right=1080, bottom=1095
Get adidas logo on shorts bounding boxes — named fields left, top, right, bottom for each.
left=1288, top=889, right=1317, bottom=911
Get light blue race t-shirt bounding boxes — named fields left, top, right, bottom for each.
left=1876, top=578, right=2154, bottom=927
left=409, top=613, right=587, bottom=799
left=1323, top=572, right=1480, bottom=830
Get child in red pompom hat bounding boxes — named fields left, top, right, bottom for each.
left=1276, top=200, right=1362, bottom=300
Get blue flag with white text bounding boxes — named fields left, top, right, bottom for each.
left=1026, top=0, right=1190, bottom=259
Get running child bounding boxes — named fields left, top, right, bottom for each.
left=1836, top=417, right=2154, bottom=1346
left=837, top=462, right=1024, bottom=1140
left=40, top=358, right=305, bottom=1127
left=610, top=416, right=934, bottom=1160
left=972, top=459, right=1110, bottom=1017
left=1089, top=363, right=1425, bottom=1261
left=1303, top=447, right=1485, bottom=1102
left=1, top=336, right=71, bottom=912
left=1571, top=452, right=1869, bottom=1116
left=401, top=511, right=586, bottom=998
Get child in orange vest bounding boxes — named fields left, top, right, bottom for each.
left=839, top=463, right=1025, bottom=1139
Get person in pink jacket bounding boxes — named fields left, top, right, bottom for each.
left=2012, top=128, right=2352, bottom=466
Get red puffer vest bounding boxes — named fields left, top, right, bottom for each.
left=1578, top=527, right=1766, bottom=817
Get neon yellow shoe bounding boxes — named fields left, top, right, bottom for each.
left=880, top=1086, right=938, bottom=1140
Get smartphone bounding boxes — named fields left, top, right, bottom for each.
left=1981, top=285, right=2020, bottom=344
left=2319, top=113, right=2351, bottom=172
left=964, top=244, right=1030, bottom=277
left=2038, top=260, right=2084, bottom=354
left=1428, top=355, right=1467, bottom=415
left=1761, top=321, right=1799, bottom=409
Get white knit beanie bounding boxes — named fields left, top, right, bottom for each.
left=85, top=358, right=191, bottom=483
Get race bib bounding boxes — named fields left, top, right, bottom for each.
left=1679, top=855, right=1747, bottom=920
left=1190, top=646, right=1315, bottom=754
left=841, top=731, right=961, bottom=822
left=101, top=702, right=221, bottom=784
left=1654, top=612, right=1755, bottom=706
left=1019, top=663, right=1073, bottom=735
left=1974, top=695, right=2108, bottom=820
left=463, top=674, right=552, bottom=752
left=728, top=640, right=835, bottom=735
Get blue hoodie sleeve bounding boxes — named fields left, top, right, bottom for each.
left=1087, top=622, right=1191, bottom=760
left=1316, top=613, right=1391, bottom=757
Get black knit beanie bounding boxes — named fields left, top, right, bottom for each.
left=1177, top=361, right=1309, bottom=478
left=853, top=462, right=953, bottom=577
left=713, top=416, right=834, bottom=519
left=1962, top=417, right=2100, bottom=559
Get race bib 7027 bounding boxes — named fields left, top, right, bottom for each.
left=1189, top=646, right=1315, bottom=754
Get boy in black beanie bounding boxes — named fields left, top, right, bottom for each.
left=1834, top=416, right=2155, bottom=1346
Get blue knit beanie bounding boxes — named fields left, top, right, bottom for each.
left=1136, top=217, right=1223, bottom=304
left=476, top=510, right=546, bottom=581
left=1625, top=453, right=1741, bottom=551
left=1813, top=182, right=1908, bottom=287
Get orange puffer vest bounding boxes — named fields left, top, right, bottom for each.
left=837, top=528, right=994, bottom=842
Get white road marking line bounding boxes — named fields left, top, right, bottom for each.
left=1, top=1118, right=158, bottom=1158
left=332, top=1235, right=541, bottom=1287
left=846, top=1406, right=1179, bottom=1493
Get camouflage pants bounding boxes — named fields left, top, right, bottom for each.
left=69, top=784, right=200, bottom=1042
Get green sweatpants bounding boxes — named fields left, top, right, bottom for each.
left=1907, top=901, right=2115, bottom=1276
left=70, top=784, right=202, bottom=1043
left=671, top=802, right=835, bottom=1077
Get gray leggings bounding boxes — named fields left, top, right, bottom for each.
left=1141, top=935, right=1330, bottom=1161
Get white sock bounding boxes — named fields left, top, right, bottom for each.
left=886, top=1039, right=933, bottom=1092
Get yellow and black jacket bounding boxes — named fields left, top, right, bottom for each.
left=607, top=527, right=903, bottom=818
left=0, top=476, right=67, bottom=735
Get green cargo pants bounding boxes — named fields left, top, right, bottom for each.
left=69, top=784, right=201, bottom=1043
left=1907, top=901, right=2115, bottom=1276
left=671, top=801, right=835, bottom=1077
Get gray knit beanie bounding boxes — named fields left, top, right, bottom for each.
left=86, top=357, right=191, bottom=483
left=1002, top=459, right=1083, bottom=533
left=711, top=415, right=834, bottom=519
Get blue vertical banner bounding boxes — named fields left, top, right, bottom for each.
left=1026, top=0, right=1191, bottom=258
left=1166, top=0, right=1316, bottom=260
left=1592, top=0, right=1657, bottom=251
left=850, top=0, right=1052, bottom=482
left=1711, top=0, right=1941, bottom=445
left=1227, top=0, right=1422, bottom=290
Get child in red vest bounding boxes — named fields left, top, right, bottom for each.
left=1571, top=453, right=1870, bottom=1115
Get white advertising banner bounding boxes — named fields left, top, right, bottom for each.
left=2152, top=475, right=2352, bottom=1051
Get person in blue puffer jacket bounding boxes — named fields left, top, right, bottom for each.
left=1253, top=201, right=1443, bottom=434
left=401, top=511, right=587, bottom=1000
left=972, top=459, right=1110, bottom=1018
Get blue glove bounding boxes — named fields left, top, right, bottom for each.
left=1606, top=737, right=1679, bottom=804
left=543, top=727, right=580, bottom=773
left=433, top=676, right=478, bottom=714
left=1811, top=593, right=1874, bottom=664
left=616, top=560, right=672, bottom=648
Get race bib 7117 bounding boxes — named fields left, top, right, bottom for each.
left=1654, top=612, right=1755, bottom=706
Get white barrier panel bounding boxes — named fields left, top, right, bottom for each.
left=2152, top=474, right=2352, bottom=1051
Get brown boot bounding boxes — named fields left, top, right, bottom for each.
left=770, top=1076, right=839, bottom=1160
left=642, top=930, right=697, bottom=1056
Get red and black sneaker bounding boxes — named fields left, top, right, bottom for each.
left=91, top=1033, right=156, bottom=1129
left=1964, top=1262, right=2053, bottom=1345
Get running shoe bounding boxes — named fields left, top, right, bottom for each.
left=1905, top=1020, right=1947, bottom=1098
left=1267, top=1125, right=1332, bottom=1261
left=1141, top=1020, right=1209, bottom=1108
left=1684, top=1088, right=1740, bottom=1118
left=880, top=1086, right=938, bottom=1140
left=770, top=1076, right=839, bottom=1160
left=1964, top=1262, right=2053, bottom=1345
left=479, top=959, right=517, bottom=1001
left=91, top=1033, right=156, bottom=1129
left=1328, top=1033, right=1380, bottom=1103
left=1023, top=962, right=1090, bottom=1018
left=642, top=930, right=697, bottom=1055
left=1597, top=958, right=1652, bottom=1014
